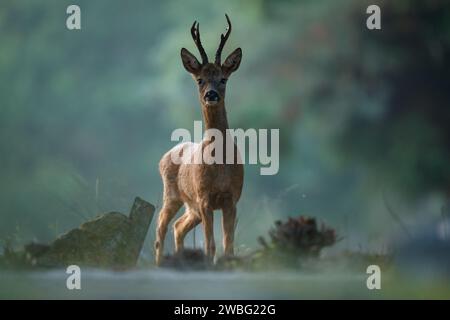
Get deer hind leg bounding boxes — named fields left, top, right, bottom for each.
left=173, top=208, right=201, bottom=253
left=222, top=204, right=237, bottom=256
left=199, top=202, right=216, bottom=260
left=154, top=199, right=182, bottom=266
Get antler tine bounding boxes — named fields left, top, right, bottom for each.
left=215, top=14, right=232, bottom=65
left=190, top=21, right=208, bottom=64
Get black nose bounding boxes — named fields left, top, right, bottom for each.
left=204, top=90, right=220, bottom=102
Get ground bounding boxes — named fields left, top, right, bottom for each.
left=1, top=268, right=449, bottom=299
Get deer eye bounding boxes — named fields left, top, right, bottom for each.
left=197, top=79, right=204, bottom=85
left=220, top=78, right=227, bottom=84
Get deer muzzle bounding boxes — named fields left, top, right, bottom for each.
left=204, top=90, right=220, bottom=105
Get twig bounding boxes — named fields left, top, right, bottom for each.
left=382, top=189, right=412, bottom=239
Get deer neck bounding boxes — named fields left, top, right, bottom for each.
left=201, top=103, right=229, bottom=135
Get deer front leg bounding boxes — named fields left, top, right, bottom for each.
left=222, top=204, right=237, bottom=256
left=200, top=204, right=215, bottom=260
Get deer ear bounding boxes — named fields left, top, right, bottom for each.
left=181, top=48, right=201, bottom=74
left=222, top=48, right=242, bottom=76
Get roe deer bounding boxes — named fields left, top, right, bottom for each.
left=154, top=14, right=243, bottom=265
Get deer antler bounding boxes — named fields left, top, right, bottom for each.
left=191, top=21, right=208, bottom=65
left=215, top=14, right=232, bottom=65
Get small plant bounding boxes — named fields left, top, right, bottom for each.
left=256, top=216, right=338, bottom=267
left=217, top=216, right=340, bottom=271
left=161, top=249, right=213, bottom=270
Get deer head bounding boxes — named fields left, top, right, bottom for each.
left=180, top=14, right=242, bottom=107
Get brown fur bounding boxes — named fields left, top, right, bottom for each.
left=154, top=16, right=243, bottom=265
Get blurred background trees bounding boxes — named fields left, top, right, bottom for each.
left=0, top=0, right=448, bottom=255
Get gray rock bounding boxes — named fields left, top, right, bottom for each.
left=26, top=197, right=155, bottom=269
